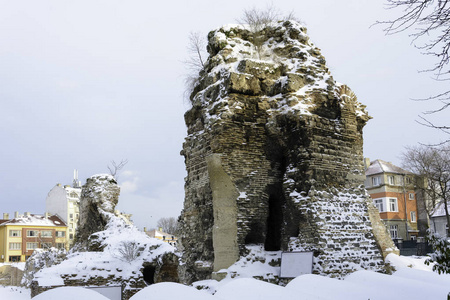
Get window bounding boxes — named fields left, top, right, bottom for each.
left=411, top=211, right=417, bottom=222
left=388, top=175, right=395, bottom=185
left=405, top=177, right=412, bottom=184
left=41, top=242, right=52, bottom=249
left=388, top=198, right=398, bottom=212
left=56, top=231, right=65, bottom=237
left=409, top=193, right=415, bottom=200
left=9, top=256, right=21, bottom=262
left=69, top=234, right=74, bottom=240
left=9, top=243, right=21, bottom=250
left=374, top=198, right=385, bottom=212
left=56, top=243, right=65, bottom=249
left=26, top=230, right=38, bottom=237
left=9, top=230, right=21, bottom=237
left=26, top=242, right=38, bottom=250
left=41, top=230, right=52, bottom=238
left=372, top=176, right=381, bottom=186
left=390, top=225, right=398, bottom=239
left=69, top=213, right=73, bottom=221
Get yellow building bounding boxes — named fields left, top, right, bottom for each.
left=0, top=212, right=68, bottom=263
left=145, top=228, right=178, bottom=246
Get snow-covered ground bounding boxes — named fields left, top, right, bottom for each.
left=1, top=254, right=449, bottom=300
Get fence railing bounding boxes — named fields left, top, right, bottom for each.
left=393, top=238, right=433, bottom=256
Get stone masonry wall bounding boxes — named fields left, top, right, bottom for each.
left=178, top=20, right=396, bottom=283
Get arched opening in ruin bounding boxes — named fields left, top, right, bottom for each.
left=142, top=265, right=156, bottom=285
left=264, top=193, right=283, bottom=251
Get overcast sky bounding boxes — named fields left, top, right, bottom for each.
left=0, top=0, right=447, bottom=230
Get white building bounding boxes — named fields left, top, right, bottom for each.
left=430, top=202, right=449, bottom=237
left=46, top=170, right=82, bottom=248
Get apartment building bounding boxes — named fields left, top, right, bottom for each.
left=365, top=159, right=419, bottom=241
left=0, top=213, right=68, bottom=262
left=46, top=170, right=81, bottom=248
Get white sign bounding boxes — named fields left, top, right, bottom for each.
left=86, top=286, right=122, bottom=300
left=280, top=251, right=313, bottom=278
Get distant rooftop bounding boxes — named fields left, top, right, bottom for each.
left=0, top=214, right=66, bottom=227
left=146, top=229, right=173, bottom=238
left=432, top=202, right=450, bottom=217
left=365, top=159, right=413, bottom=176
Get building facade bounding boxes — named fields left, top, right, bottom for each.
left=145, top=228, right=177, bottom=246
left=46, top=170, right=81, bottom=248
left=0, top=213, right=68, bottom=263
left=430, top=202, right=449, bottom=237
left=365, top=159, right=419, bottom=241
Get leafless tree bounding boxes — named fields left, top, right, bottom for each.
left=184, top=31, right=208, bottom=102
left=107, top=159, right=128, bottom=180
left=378, top=1, right=450, bottom=138
left=402, top=144, right=450, bottom=236
left=186, top=31, right=206, bottom=71
left=156, top=217, right=178, bottom=234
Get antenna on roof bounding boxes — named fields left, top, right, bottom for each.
left=73, top=169, right=80, bottom=188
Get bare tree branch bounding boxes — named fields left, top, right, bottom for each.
left=187, top=31, right=206, bottom=69
left=156, top=217, right=178, bottom=234
left=377, top=1, right=450, bottom=138
left=107, top=159, right=128, bottom=180
left=183, top=31, right=208, bottom=103
left=237, top=5, right=281, bottom=60
left=402, top=144, right=450, bottom=236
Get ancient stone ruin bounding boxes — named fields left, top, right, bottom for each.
left=74, top=174, right=122, bottom=250
left=28, top=174, right=178, bottom=300
left=178, top=20, right=396, bottom=283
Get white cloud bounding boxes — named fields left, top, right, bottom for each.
left=120, top=176, right=139, bottom=193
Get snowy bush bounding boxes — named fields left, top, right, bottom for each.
left=114, top=241, right=141, bottom=262
left=425, top=230, right=450, bottom=274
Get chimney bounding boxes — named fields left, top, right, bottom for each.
left=144, top=227, right=147, bottom=232
left=45, top=212, right=50, bottom=219
left=14, top=211, right=19, bottom=218
left=364, top=157, right=371, bottom=170
left=3, top=213, right=9, bottom=220
left=159, top=227, right=163, bottom=232
left=24, top=212, right=30, bottom=217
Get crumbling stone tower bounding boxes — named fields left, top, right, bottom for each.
left=179, top=20, right=396, bottom=283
